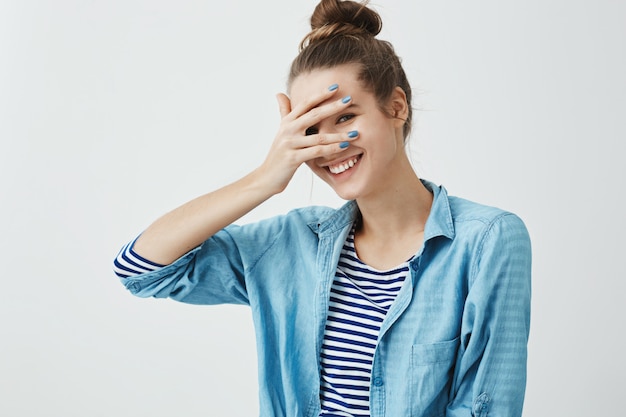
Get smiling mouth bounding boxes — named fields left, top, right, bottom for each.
left=328, top=155, right=361, bottom=174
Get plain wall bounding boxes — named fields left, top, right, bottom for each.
left=1, top=0, right=624, bottom=415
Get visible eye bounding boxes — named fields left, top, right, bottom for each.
left=305, top=126, right=318, bottom=136
left=337, top=114, right=355, bottom=124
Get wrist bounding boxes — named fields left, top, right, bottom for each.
left=249, top=164, right=289, bottom=197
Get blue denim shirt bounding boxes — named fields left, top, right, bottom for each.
left=120, top=181, right=532, bottom=417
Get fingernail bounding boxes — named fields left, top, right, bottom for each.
left=347, top=130, right=358, bottom=138
left=339, top=141, right=350, bottom=149
left=328, top=83, right=339, bottom=92
left=341, top=95, right=352, bottom=104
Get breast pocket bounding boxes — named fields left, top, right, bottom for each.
left=410, top=337, right=460, bottom=417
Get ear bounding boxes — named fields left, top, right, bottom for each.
left=387, top=86, right=409, bottom=126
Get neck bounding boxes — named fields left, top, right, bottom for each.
left=355, top=161, right=432, bottom=240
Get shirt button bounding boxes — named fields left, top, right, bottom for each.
left=373, top=377, right=383, bottom=386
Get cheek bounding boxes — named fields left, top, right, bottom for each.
left=305, top=161, right=331, bottom=181
left=305, top=160, right=322, bottom=175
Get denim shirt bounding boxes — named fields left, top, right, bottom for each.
left=120, top=181, right=532, bottom=417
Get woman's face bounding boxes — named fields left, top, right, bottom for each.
left=289, top=64, right=408, bottom=201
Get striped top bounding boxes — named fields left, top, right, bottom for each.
left=113, top=235, right=164, bottom=278
left=319, top=226, right=409, bottom=417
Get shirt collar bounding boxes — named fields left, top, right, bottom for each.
left=307, top=200, right=359, bottom=237
left=421, top=179, right=455, bottom=241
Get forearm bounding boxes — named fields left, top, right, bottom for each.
left=133, top=167, right=278, bottom=265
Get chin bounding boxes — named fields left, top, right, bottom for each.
left=329, top=185, right=363, bottom=201
left=310, top=166, right=365, bottom=201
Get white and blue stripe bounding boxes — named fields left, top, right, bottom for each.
left=113, top=235, right=164, bottom=278
left=319, top=227, right=409, bottom=416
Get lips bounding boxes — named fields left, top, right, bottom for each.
left=328, top=155, right=361, bottom=174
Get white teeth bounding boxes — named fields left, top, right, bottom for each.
left=329, top=157, right=359, bottom=174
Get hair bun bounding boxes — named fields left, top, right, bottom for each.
left=301, top=0, right=382, bottom=49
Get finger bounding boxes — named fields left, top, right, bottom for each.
left=288, top=83, right=341, bottom=120
left=296, top=138, right=358, bottom=163
left=292, top=129, right=359, bottom=150
left=294, top=95, right=353, bottom=135
left=275, top=93, right=291, bottom=118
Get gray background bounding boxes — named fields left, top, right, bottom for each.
left=1, top=0, right=624, bottom=415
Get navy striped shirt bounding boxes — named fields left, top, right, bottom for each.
left=319, top=226, right=409, bottom=417
left=113, top=235, right=164, bottom=278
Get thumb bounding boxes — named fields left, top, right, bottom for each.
left=275, top=93, right=291, bottom=118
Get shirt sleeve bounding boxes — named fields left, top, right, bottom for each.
left=113, top=235, right=166, bottom=278
left=446, top=213, right=532, bottom=417
left=113, top=218, right=285, bottom=306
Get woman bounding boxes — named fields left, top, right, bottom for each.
left=114, top=1, right=532, bottom=416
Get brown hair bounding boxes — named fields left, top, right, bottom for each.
left=289, top=0, right=413, bottom=140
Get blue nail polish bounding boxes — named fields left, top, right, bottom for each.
left=339, top=141, right=350, bottom=149
left=347, top=130, right=358, bottom=138
left=341, top=95, right=352, bottom=104
left=328, top=83, right=339, bottom=92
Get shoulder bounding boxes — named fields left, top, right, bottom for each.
left=448, top=194, right=523, bottom=225
left=284, top=205, right=342, bottom=224
left=226, top=204, right=343, bottom=238
left=447, top=196, right=531, bottom=266
left=261, top=205, right=342, bottom=229
left=447, top=194, right=530, bottom=245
